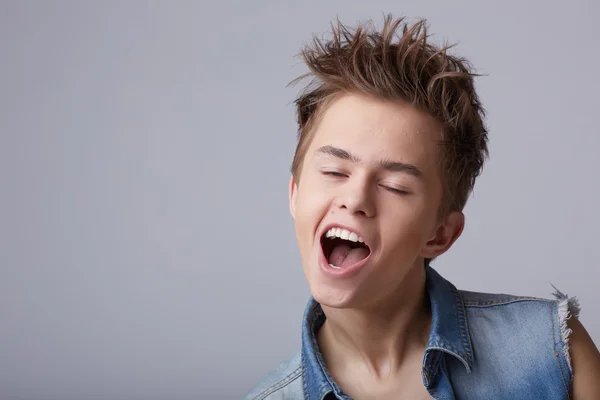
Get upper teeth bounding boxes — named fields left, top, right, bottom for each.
left=325, top=227, right=364, bottom=244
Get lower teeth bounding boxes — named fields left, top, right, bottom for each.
left=329, top=263, right=341, bottom=269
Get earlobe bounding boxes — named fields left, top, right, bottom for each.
left=421, top=211, right=465, bottom=259
left=288, top=175, right=297, bottom=219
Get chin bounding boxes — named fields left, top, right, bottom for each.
left=312, top=289, right=355, bottom=309
left=307, top=273, right=363, bottom=309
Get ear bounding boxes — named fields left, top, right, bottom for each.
left=288, top=175, right=298, bottom=220
left=421, top=211, right=465, bottom=259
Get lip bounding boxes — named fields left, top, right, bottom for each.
left=317, top=222, right=373, bottom=278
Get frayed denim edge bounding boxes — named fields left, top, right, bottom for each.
left=551, top=284, right=581, bottom=374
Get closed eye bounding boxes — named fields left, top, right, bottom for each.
left=322, top=172, right=409, bottom=195
left=322, top=171, right=347, bottom=178
left=381, top=185, right=410, bottom=195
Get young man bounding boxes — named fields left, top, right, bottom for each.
left=244, top=15, right=600, bottom=399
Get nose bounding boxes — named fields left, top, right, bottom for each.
left=335, top=175, right=376, bottom=218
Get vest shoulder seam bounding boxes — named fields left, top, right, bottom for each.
left=463, top=296, right=553, bottom=308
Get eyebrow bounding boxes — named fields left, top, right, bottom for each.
left=315, top=145, right=422, bottom=177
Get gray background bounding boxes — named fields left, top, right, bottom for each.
left=1, top=1, right=598, bottom=399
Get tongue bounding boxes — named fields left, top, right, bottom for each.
left=328, top=243, right=370, bottom=268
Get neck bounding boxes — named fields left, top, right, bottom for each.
left=317, top=264, right=430, bottom=379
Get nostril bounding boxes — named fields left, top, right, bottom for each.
left=337, top=204, right=368, bottom=216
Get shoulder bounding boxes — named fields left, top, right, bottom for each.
left=566, top=317, right=600, bottom=398
left=459, top=288, right=575, bottom=360
left=459, top=289, right=560, bottom=338
left=449, top=288, right=580, bottom=398
left=459, top=289, right=563, bottom=359
left=242, top=350, right=304, bottom=400
left=458, top=287, right=579, bottom=340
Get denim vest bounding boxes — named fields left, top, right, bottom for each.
left=244, top=267, right=579, bottom=400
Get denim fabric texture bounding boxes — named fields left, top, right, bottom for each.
left=244, top=267, right=578, bottom=400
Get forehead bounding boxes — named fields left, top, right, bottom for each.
left=308, top=94, right=442, bottom=171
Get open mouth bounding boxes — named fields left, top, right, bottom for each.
left=320, top=228, right=372, bottom=269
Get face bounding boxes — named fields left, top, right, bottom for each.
left=289, top=93, right=464, bottom=309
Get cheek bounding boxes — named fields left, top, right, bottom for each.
left=294, top=180, right=330, bottom=234
left=297, top=174, right=330, bottom=210
left=382, top=197, right=431, bottom=244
